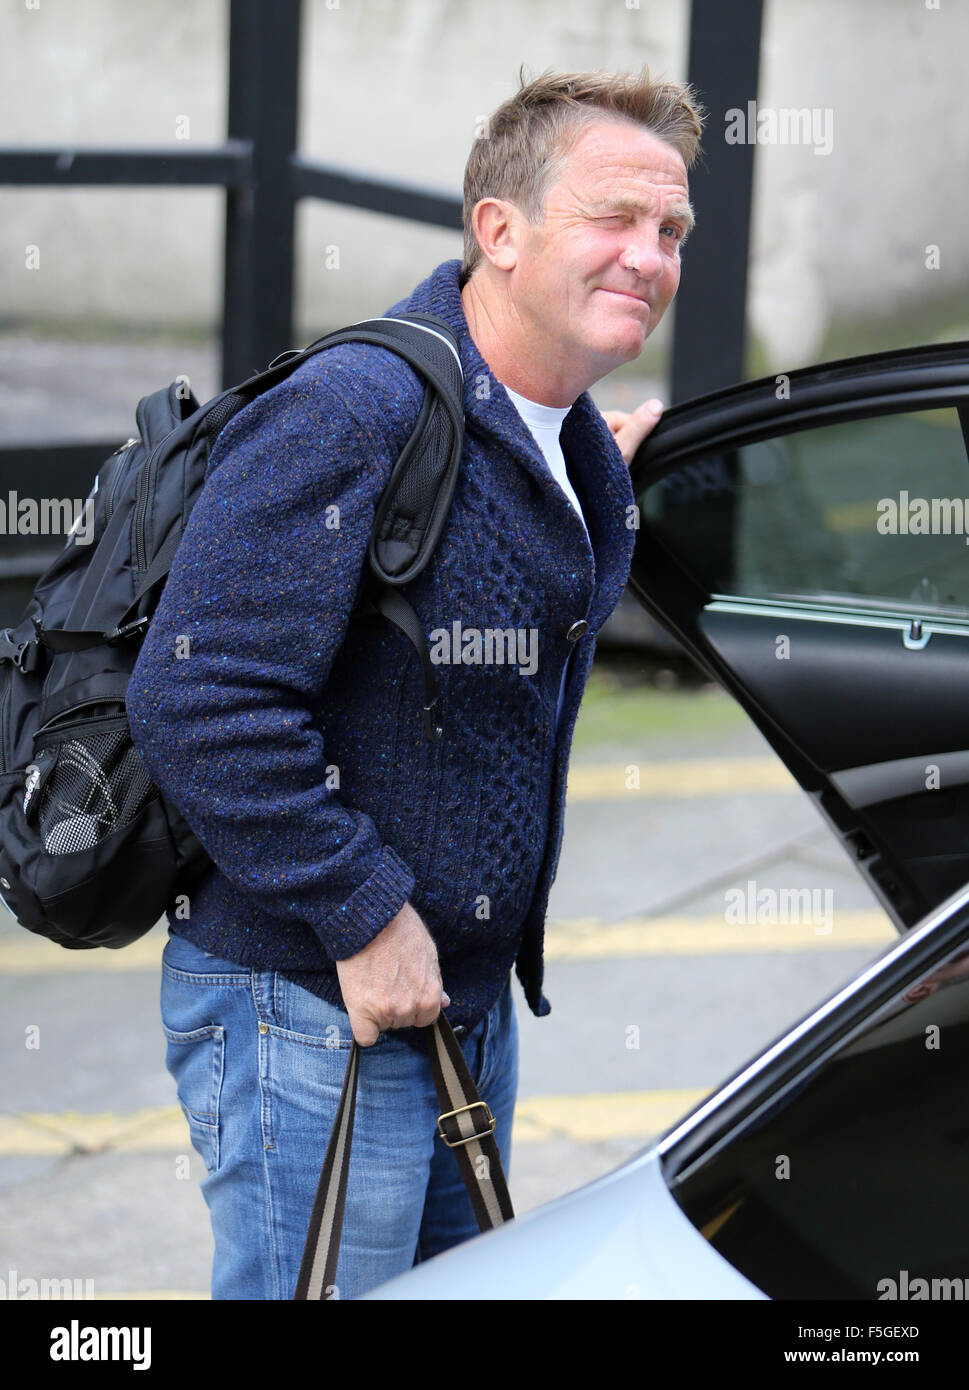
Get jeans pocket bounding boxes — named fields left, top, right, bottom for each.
left=162, top=1023, right=225, bottom=1175
left=271, top=974, right=390, bottom=1050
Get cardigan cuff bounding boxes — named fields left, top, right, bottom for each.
left=322, top=843, right=417, bottom=960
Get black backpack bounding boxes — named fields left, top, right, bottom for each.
left=0, top=313, right=464, bottom=952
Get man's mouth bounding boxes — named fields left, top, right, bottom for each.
left=598, top=288, right=650, bottom=309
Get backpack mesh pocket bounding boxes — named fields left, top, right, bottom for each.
left=36, top=728, right=155, bottom=855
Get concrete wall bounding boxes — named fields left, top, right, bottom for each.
left=748, top=0, right=969, bottom=367
left=1, top=0, right=966, bottom=373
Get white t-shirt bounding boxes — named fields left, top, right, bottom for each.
left=503, top=384, right=590, bottom=734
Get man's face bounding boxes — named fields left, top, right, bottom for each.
left=504, top=119, right=692, bottom=384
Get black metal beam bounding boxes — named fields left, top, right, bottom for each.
left=671, top=0, right=763, bottom=403
left=0, top=549, right=64, bottom=579
left=221, top=0, right=303, bottom=387
left=0, top=145, right=251, bottom=187
left=0, top=441, right=120, bottom=483
left=0, top=441, right=115, bottom=587
left=289, top=156, right=462, bottom=231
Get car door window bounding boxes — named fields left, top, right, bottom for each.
left=643, top=407, right=969, bottom=618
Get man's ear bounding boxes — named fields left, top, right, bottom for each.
left=471, top=197, right=522, bottom=273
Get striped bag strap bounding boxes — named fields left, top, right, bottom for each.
left=294, top=1011, right=514, bottom=1300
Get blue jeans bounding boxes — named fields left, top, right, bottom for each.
left=160, top=930, right=519, bottom=1300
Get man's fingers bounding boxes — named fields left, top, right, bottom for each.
left=347, top=1009, right=381, bottom=1048
left=406, top=987, right=450, bottom=1030
left=601, top=399, right=664, bottom=465
left=619, top=399, right=664, bottom=463
left=348, top=986, right=450, bottom=1042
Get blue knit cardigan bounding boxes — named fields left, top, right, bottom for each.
left=126, top=258, right=636, bottom=1045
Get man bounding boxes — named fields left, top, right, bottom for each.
left=126, top=66, right=703, bottom=1300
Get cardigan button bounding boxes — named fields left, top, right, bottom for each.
left=565, top=620, right=589, bottom=643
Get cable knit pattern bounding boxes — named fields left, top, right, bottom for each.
left=126, top=258, right=636, bottom=1047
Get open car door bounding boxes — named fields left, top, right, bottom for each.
left=629, top=340, right=969, bottom=933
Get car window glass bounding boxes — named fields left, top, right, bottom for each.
left=665, top=935, right=969, bottom=1298
left=641, top=408, right=969, bottom=618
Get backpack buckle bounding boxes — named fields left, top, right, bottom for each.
left=423, top=696, right=444, bottom=742
left=16, top=640, right=39, bottom=674
left=0, top=630, right=38, bottom=673
left=104, top=616, right=150, bottom=645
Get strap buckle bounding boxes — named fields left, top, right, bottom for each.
left=436, top=1100, right=496, bottom=1149
left=103, top=616, right=150, bottom=645
left=423, top=695, right=444, bottom=742
left=0, top=630, right=39, bottom=673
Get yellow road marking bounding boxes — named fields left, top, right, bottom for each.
left=544, top=908, right=895, bottom=959
left=0, top=929, right=166, bottom=974
left=823, top=501, right=879, bottom=534
left=567, top=758, right=797, bottom=799
left=513, top=1088, right=710, bottom=1143
left=0, top=1087, right=711, bottom=1157
left=0, top=1106, right=188, bottom=1155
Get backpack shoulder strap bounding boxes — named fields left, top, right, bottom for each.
left=299, top=313, right=465, bottom=743
left=304, top=313, right=464, bottom=587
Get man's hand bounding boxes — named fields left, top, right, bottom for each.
left=600, top=399, right=664, bottom=465
left=336, top=901, right=449, bottom=1047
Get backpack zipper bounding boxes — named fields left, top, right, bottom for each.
left=0, top=682, right=10, bottom=775
left=101, top=438, right=138, bottom=533
left=34, top=711, right=131, bottom=749
left=34, top=699, right=127, bottom=737
left=132, top=437, right=165, bottom=573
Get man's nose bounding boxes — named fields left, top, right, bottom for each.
left=619, top=235, right=664, bottom=280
